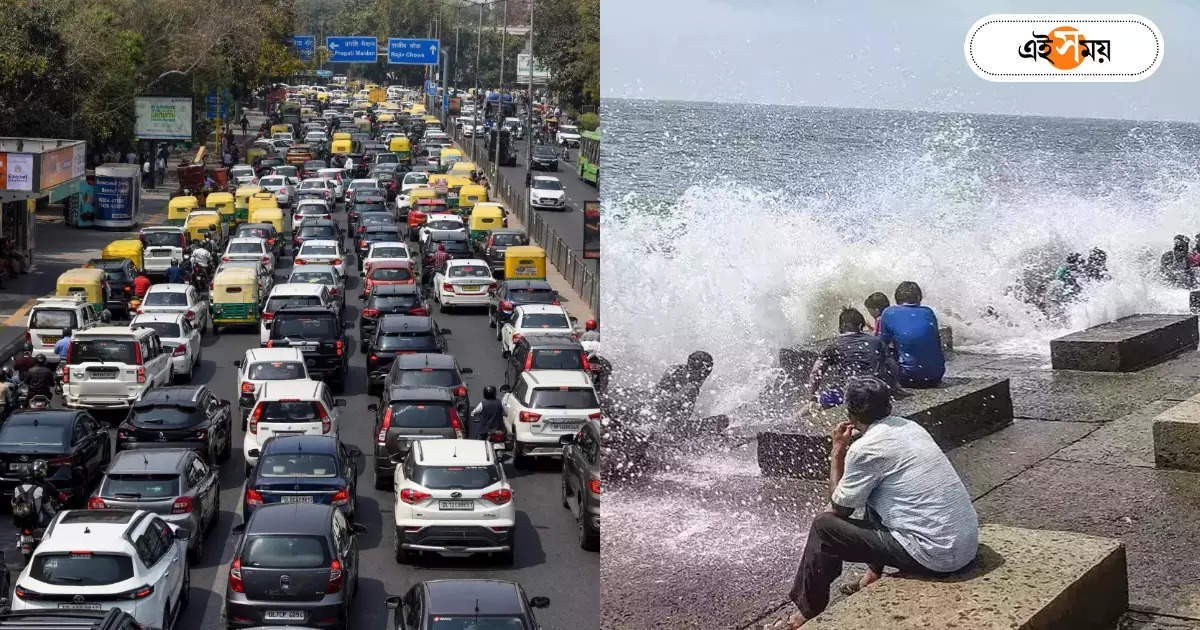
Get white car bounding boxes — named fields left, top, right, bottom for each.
left=230, top=165, right=257, bottom=187
left=25, top=295, right=105, bottom=365
left=346, top=178, right=382, bottom=203
left=501, top=370, right=601, bottom=468
left=418, top=213, right=466, bottom=247
left=140, top=227, right=189, bottom=276
left=392, top=439, right=515, bottom=563
left=401, top=171, right=429, bottom=194
left=63, top=327, right=173, bottom=410
left=499, top=304, right=575, bottom=354
left=432, top=259, right=495, bottom=311
left=530, top=175, right=567, bottom=210
left=130, top=312, right=201, bottom=383
left=363, top=241, right=415, bottom=274
left=304, top=131, right=327, bottom=145
left=260, top=283, right=335, bottom=345
left=556, top=124, right=581, bottom=147
left=138, top=283, right=211, bottom=334
left=222, top=237, right=275, bottom=275
left=234, top=347, right=311, bottom=426
left=243, top=380, right=345, bottom=475
left=293, top=199, right=334, bottom=226
left=296, top=178, right=336, bottom=204
left=317, top=168, right=347, bottom=200
left=258, top=175, right=298, bottom=207
left=11, top=508, right=190, bottom=628
left=295, top=239, right=348, bottom=278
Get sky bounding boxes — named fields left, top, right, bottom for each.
left=600, top=0, right=1200, bottom=121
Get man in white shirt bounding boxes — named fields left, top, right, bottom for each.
left=786, top=377, right=979, bottom=626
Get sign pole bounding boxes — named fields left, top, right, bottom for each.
left=525, top=0, right=533, bottom=190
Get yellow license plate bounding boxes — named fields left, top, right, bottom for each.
left=463, top=285, right=481, bottom=291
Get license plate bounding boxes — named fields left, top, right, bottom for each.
left=491, top=442, right=506, bottom=452
left=281, top=495, right=314, bottom=504
left=58, top=603, right=101, bottom=610
left=41, top=336, right=61, bottom=344
left=10, top=463, right=30, bottom=474
left=264, top=611, right=306, bottom=621
left=438, top=500, right=474, bottom=511
left=549, top=421, right=582, bottom=430
left=462, top=285, right=481, bottom=291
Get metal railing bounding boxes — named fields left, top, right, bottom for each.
left=453, top=126, right=599, bottom=313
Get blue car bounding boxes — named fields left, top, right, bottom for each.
left=243, top=435, right=360, bottom=521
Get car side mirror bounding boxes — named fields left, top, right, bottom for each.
left=460, top=367, right=473, bottom=374
left=334, top=398, right=347, bottom=407
left=346, top=445, right=362, bottom=458
left=499, top=384, right=512, bottom=394
left=174, top=527, right=191, bottom=541
left=233, top=360, right=242, bottom=368
left=440, top=328, right=452, bottom=335
left=231, top=523, right=246, bottom=535
left=367, top=403, right=378, bottom=412
left=529, top=596, right=550, bottom=609
left=385, top=596, right=402, bottom=610
left=559, top=434, right=576, bottom=445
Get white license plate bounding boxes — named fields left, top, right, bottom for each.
left=549, top=421, right=582, bottom=430
left=264, top=611, right=306, bottom=621
left=491, top=442, right=506, bottom=452
left=59, top=603, right=101, bottom=610
left=9, top=463, right=30, bottom=474
left=462, top=285, right=481, bottom=291
left=281, top=495, right=314, bottom=504
left=438, top=500, right=474, bottom=511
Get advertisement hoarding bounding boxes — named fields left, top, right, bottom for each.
left=39, top=143, right=86, bottom=191
left=583, top=200, right=600, bottom=259
left=0, top=153, right=34, bottom=191
left=135, top=97, right=193, bottom=141
left=94, top=174, right=138, bottom=224
left=516, top=54, right=551, bottom=84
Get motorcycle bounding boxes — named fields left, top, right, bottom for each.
left=11, top=481, right=61, bottom=566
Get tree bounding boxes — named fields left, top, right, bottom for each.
left=532, top=0, right=598, bottom=113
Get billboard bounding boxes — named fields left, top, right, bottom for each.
left=135, top=97, right=193, bottom=140
left=516, top=54, right=551, bottom=84
left=39, top=143, right=85, bottom=191
left=583, top=200, right=600, bottom=259
left=0, top=153, right=34, bottom=191
left=94, top=174, right=138, bottom=223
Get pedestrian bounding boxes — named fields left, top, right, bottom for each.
left=142, top=156, right=152, bottom=189
left=156, top=149, right=167, bottom=186
left=126, top=149, right=137, bottom=165
left=222, top=148, right=232, bottom=168
left=240, top=115, right=249, bottom=137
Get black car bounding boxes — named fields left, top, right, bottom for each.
left=243, top=435, right=360, bottom=521
left=115, top=386, right=233, bottom=464
left=0, top=410, right=109, bottom=504
left=561, top=419, right=601, bottom=551
left=87, top=258, right=137, bottom=315
left=295, top=218, right=343, bottom=251
left=358, top=285, right=429, bottom=351
left=226, top=503, right=365, bottom=629
left=268, top=306, right=351, bottom=391
left=359, top=225, right=405, bottom=261
left=384, top=353, right=473, bottom=417
left=420, top=233, right=473, bottom=284
left=372, top=171, right=399, bottom=200
left=348, top=196, right=388, bottom=230
left=234, top=223, right=283, bottom=257
left=301, top=159, right=327, bottom=179
left=488, top=280, right=560, bottom=328
left=386, top=580, right=550, bottom=630
left=365, top=315, right=451, bottom=393
left=476, top=229, right=529, bottom=275
left=530, top=145, right=559, bottom=171
left=503, top=334, right=587, bottom=388
left=0, top=609, right=140, bottom=630
left=368, top=387, right=460, bottom=489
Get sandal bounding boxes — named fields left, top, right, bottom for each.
left=838, top=582, right=862, bottom=596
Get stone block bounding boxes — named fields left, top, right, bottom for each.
left=1050, top=314, right=1198, bottom=372
left=757, top=377, right=1013, bottom=478
left=805, top=524, right=1128, bottom=630
left=1152, top=397, right=1200, bottom=472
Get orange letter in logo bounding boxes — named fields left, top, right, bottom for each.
left=1046, top=26, right=1087, bottom=69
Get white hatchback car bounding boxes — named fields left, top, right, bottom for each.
left=392, top=439, right=515, bottom=564
left=529, top=175, right=567, bottom=210
left=223, top=237, right=275, bottom=275
left=501, top=370, right=601, bottom=468
left=317, top=168, right=346, bottom=200
left=295, top=239, right=348, bottom=278
left=11, top=508, right=190, bottom=628
left=432, top=259, right=495, bottom=311
left=418, top=213, right=466, bottom=247
left=130, top=312, right=201, bottom=383
left=139, top=283, right=211, bottom=334
left=258, top=175, right=297, bottom=207
left=233, top=347, right=311, bottom=427
left=499, top=304, right=575, bottom=355
left=293, top=199, right=334, bottom=227
left=243, top=380, right=345, bottom=476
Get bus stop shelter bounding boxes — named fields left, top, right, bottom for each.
left=0, top=138, right=87, bottom=270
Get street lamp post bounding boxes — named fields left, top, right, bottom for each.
left=525, top=0, right=533, bottom=188
left=472, top=1, right=482, bottom=163
left=492, top=0, right=508, bottom=178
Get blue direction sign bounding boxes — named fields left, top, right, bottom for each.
left=205, top=89, right=231, bottom=120
left=326, top=36, right=377, bottom=63
left=388, top=38, right=439, bottom=65
left=290, top=35, right=316, bottom=60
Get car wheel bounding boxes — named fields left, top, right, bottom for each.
left=579, top=508, right=600, bottom=552
left=394, top=532, right=413, bottom=564
left=188, top=528, right=204, bottom=563
left=498, top=538, right=515, bottom=566
left=374, top=468, right=390, bottom=491
left=561, top=475, right=571, bottom=509
left=512, top=444, right=532, bottom=470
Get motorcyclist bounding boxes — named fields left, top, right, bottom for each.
left=165, top=258, right=185, bottom=284
left=0, top=366, right=17, bottom=416
left=579, top=319, right=599, bottom=343
left=23, top=355, right=56, bottom=401
left=11, top=459, right=61, bottom=539
left=132, top=270, right=152, bottom=298
left=469, top=385, right=506, bottom=441
left=52, top=328, right=71, bottom=361
left=12, top=342, right=36, bottom=380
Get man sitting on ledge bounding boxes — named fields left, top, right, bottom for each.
left=786, top=377, right=978, bottom=627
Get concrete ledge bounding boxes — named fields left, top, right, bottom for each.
left=804, top=524, right=1128, bottom=630
left=1050, top=314, right=1198, bottom=372
left=1153, top=396, right=1200, bottom=472
left=776, top=326, right=953, bottom=385
left=757, top=377, right=1013, bottom=478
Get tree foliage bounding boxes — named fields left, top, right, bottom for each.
left=533, top=0, right=599, bottom=113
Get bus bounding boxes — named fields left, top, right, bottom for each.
left=578, top=129, right=599, bottom=186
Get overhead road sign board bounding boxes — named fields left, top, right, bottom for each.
left=290, top=35, right=316, bottom=60
left=326, top=36, right=377, bottom=63
left=388, top=38, right=439, bottom=65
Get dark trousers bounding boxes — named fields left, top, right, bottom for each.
left=789, top=511, right=933, bottom=619
left=899, top=373, right=941, bottom=388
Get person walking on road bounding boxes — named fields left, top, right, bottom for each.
left=240, top=115, right=249, bottom=138
left=53, top=329, right=71, bottom=362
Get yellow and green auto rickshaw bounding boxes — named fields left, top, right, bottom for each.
left=504, top=246, right=547, bottom=281
left=185, top=210, right=226, bottom=248
left=167, top=195, right=199, bottom=226
left=408, top=187, right=438, bottom=209
left=330, top=139, right=352, bottom=156
left=447, top=159, right=475, bottom=178
left=388, top=136, right=412, bottom=164
left=248, top=191, right=278, bottom=214
left=249, top=206, right=285, bottom=235
left=205, top=192, right=236, bottom=229
left=234, top=185, right=262, bottom=223
left=270, top=123, right=293, bottom=137
left=468, top=204, right=504, bottom=242
left=444, top=175, right=472, bottom=210
left=210, top=267, right=260, bottom=330
left=458, top=184, right=488, bottom=214
left=332, top=132, right=352, bottom=143
left=55, top=268, right=107, bottom=313
left=100, top=239, right=144, bottom=270
left=440, top=148, right=465, bottom=172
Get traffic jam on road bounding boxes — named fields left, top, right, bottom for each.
left=0, top=81, right=600, bottom=630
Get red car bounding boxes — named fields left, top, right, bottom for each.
left=408, top=198, right=449, bottom=234
left=361, top=260, right=416, bottom=298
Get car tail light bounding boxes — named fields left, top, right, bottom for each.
left=262, top=256, right=270, bottom=264
left=319, top=404, right=332, bottom=434
left=240, top=381, right=255, bottom=394
left=124, top=285, right=131, bottom=294
left=137, top=366, right=146, bottom=384
left=335, top=339, right=344, bottom=356
left=88, top=496, right=106, bottom=509
left=410, top=307, right=428, bottom=315
left=24, top=330, right=29, bottom=343
left=184, top=310, right=196, bottom=321
left=249, top=403, right=263, bottom=434
left=455, top=385, right=467, bottom=397
left=245, top=488, right=263, bottom=506
left=130, top=584, right=154, bottom=599
left=263, top=311, right=275, bottom=321
left=500, top=300, right=513, bottom=312
left=229, top=558, right=245, bottom=593
left=442, top=282, right=453, bottom=293
left=172, top=345, right=187, bottom=357
left=359, top=240, right=367, bottom=249
left=524, top=352, right=533, bottom=371
left=552, top=299, right=560, bottom=305
left=268, top=238, right=276, bottom=246
left=588, top=411, right=603, bottom=420
left=117, top=429, right=133, bottom=441
left=482, top=488, right=512, bottom=505
left=588, top=479, right=601, bottom=495
left=399, top=488, right=430, bottom=504
left=193, top=429, right=208, bottom=440
left=265, top=340, right=274, bottom=348
left=450, top=408, right=463, bottom=437
left=296, top=258, right=307, bottom=265
left=358, top=226, right=366, bottom=233
left=332, top=258, right=341, bottom=266
left=61, top=364, right=69, bottom=384
left=222, top=256, right=230, bottom=262
left=377, top=407, right=392, bottom=443
left=330, top=287, right=340, bottom=296
left=326, top=560, right=344, bottom=594
left=519, top=411, right=541, bottom=423
left=331, top=488, right=350, bottom=506
left=511, top=333, right=522, bottom=345
left=172, top=497, right=194, bottom=514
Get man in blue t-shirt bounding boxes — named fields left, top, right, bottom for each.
left=879, top=281, right=945, bottom=387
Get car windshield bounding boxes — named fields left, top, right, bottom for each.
left=274, top=167, right=298, bottom=177
left=361, top=214, right=394, bottom=225
left=371, top=247, right=408, bottom=259
left=354, top=203, right=385, bottom=213
left=368, top=230, right=402, bottom=242
left=533, top=147, right=556, bottom=158
left=144, top=291, right=188, bottom=306
left=266, top=295, right=323, bottom=313
left=300, top=180, right=326, bottom=189
left=228, top=243, right=264, bottom=254
left=289, top=271, right=336, bottom=285
left=298, top=206, right=328, bottom=216
left=560, top=125, right=579, bottom=134
left=531, top=349, right=584, bottom=370
left=386, top=403, right=451, bottom=428
left=369, top=268, right=412, bottom=281
left=129, top=405, right=198, bottom=427
left=258, top=401, right=321, bottom=422
left=403, top=173, right=428, bottom=185
left=300, top=246, right=338, bottom=257
left=248, top=361, right=306, bottom=380
left=371, top=295, right=421, bottom=311
left=396, top=369, right=459, bottom=388
left=529, top=387, right=598, bottom=409
left=31, top=553, right=135, bottom=586
left=426, top=220, right=460, bottom=230
left=350, top=181, right=379, bottom=190
left=236, top=227, right=271, bottom=239
left=142, top=232, right=181, bottom=247
left=0, top=423, right=67, bottom=448
left=442, top=241, right=470, bottom=254
left=532, top=179, right=563, bottom=191
left=272, top=315, right=336, bottom=339
left=429, top=616, right=528, bottom=630
left=132, top=322, right=181, bottom=339
left=231, top=167, right=254, bottom=177
left=522, top=313, right=569, bottom=328
left=102, top=474, right=180, bottom=499
left=376, top=154, right=398, bottom=163
left=448, top=265, right=490, bottom=278
left=412, top=464, right=501, bottom=490
left=29, top=309, right=76, bottom=329
left=378, top=331, right=435, bottom=350
left=260, top=177, right=284, bottom=187
left=299, top=226, right=336, bottom=239
left=69, top=339, right=136, bottom=364
left=242, top=535, right=330, bottom=569
left=491, top=234, right=526, bottom=247
left=259, top=453, right=337, bottom=478
left=511, top=288, right=556, bottom=303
